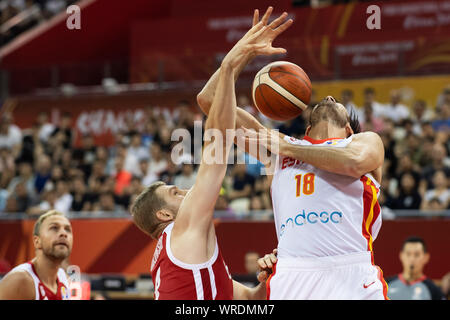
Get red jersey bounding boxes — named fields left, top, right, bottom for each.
left=8, top=261, right=70, bottom=300
left=151, top=223, right=234, bottom=300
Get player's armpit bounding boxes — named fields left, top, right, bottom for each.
left=0, top=271, right=35, bottom=300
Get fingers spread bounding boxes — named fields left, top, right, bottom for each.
left=261, top=6, right=273, bottom=25
left=252, top=9, right=259, bottom=27
left=269, top=12, right=288, bottom=29
left=274, top=18, right=293, bottom=36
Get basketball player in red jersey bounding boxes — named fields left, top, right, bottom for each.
left=197, top=8, right=388, bottom=299
left=130, top=11, right=292, bottom=300
left=0, top=210, right=72, bottom=300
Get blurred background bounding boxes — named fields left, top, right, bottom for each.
left=0, top=0, right=449, bottom=300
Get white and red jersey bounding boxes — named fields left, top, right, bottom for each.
left=8, top=262, right=70, bottom=300
left=271, top=135, right=382, bottom=262
left=151, top=222, right=234, bottom=300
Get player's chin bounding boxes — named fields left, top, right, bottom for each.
left=51, top=246, right=71, bottom=259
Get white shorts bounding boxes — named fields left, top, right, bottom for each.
left=266, top=251, right=388, bottom=300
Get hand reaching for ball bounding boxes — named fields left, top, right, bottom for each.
left=221, top=7, right=293, bottom=69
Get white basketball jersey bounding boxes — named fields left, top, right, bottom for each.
left=9, top=262, right=70, bottom=300
left=271, top=135, right=382, bottom=262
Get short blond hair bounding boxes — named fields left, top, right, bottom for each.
left=130, top=181, right=167, bottom=238
left=33, top=210, right=66, bottom=236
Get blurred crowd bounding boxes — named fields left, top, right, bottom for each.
left=0, top=0, right=77, bottom=46
left=0, top=86, right=449, bottom=217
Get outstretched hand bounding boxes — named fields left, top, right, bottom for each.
left=222, top=7, right=293, bottom=69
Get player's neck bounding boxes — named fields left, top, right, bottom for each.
left=308, top=122, right=346, bottom=140
left=402, top=270, right=424, bottom=283
left=32, top=256, right=62, bottom=290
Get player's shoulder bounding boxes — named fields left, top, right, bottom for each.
left=352, top=131, right=383, bottom=146
left=353, top=131, right=381, bottom=140
left=422, top=278, right=446, bottom=300
left=0, top=269, right=35, bottom=299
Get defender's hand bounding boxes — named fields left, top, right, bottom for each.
left=221, top=8, right=293, bottom=69
left=257, top=249, right=278, bottom=283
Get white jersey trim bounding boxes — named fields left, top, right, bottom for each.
left=8, top=262, right=68, bottom=300
left=164, top=222, right=219, bottom=271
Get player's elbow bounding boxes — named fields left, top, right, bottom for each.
left=350, top=152, right=383, bottom=178
left=196, top=92, right=210, bottom=115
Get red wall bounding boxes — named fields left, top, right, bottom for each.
left=1, top=218, right=449, bottom=279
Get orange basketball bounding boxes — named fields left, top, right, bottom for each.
left=252, top=61, right=312, bottom=121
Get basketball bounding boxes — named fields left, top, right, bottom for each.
left=252, top=61, right=312, bottom=121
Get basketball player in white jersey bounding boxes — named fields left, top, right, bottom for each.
left=197, top=9, right=388, bottom=300
left=0, top=210, right=71, bottom=300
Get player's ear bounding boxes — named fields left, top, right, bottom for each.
left=305, top=125, right=311, bottom=136
left=345, top=123, right=354, bottom=137
left=33, top=235, right=42, bottom=250
left=423, top=252, right=430, bottom=264
left=156, top=209, right=174, bottom=222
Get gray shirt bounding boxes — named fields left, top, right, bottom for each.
left=387, top=274, right=445, bottom=300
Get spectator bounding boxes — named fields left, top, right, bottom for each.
left=0, top=112, right=22, bottom=158
left=228, top=163, right=255, bottom=202
left=340, top=89, right=359, bottom=114
left=411, top=100, right=434, bottom=135
left=153, top=126, right=173, bottom=153
left=436, top=87, right=450, bottom=109
left=113, top=156, right=132, bottom=196
left=277, top=117, right=306, bottom=140
left=127, top=132, right=149, bottom=161
left=392, top=172, right=422, bottom=210
left=431, top=103, right=450, bottom=132
left=243, top=251, right=260, bottom=287
left=360, top=102, right=384, bottom=133
left=427, top=197, right=447, bottom=211
left=33, top=154, right=51, bottom=194
left=159, top=159, right=179, bottom=185
left=92, top=192, right=121, bottom=212
left=141, top=120, right=157, bottom=148
left=421, top=170, right=449, bottom=211
left=73, top=135, right=97, bottom=178
left=384, top=89, right=410, bottom=124
left=249, top=195, right=264, bottom=210
left=139, top=158, right=157, bottom=186
left=36, top=111, right=55, bottom=143
left=28, top=188, right=57, bottom=216
left=70, top=177, right=91, bottom=212
left=441, top=272, right=450, bottom=300
left=386, top=237, right=445, bottom=300
left=7, top=160, right=36, bottom=199
left=173, top=163, right=197, bottom=190
left=49, top=112, right=73, bottom=149
left=363, top=87, right=385, bottom=120
left=147, top=143, right=168, bottom=178
left=421, top=143, right=450, bottom=190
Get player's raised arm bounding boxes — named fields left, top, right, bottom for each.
left=174, top=22, right=280, bottom=234
left=196, top=7, right=291, bottom=164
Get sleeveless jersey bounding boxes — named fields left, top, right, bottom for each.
left=9, top=262, right=70, bottom=300
left=271, top=135, right=382, bottom=262
left=150, top=222, right=234, bottom=300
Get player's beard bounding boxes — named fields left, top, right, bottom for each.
left=43, top=242, right=71, bottom=261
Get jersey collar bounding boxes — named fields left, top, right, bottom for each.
left=303, top=136, right=343, bottom=145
